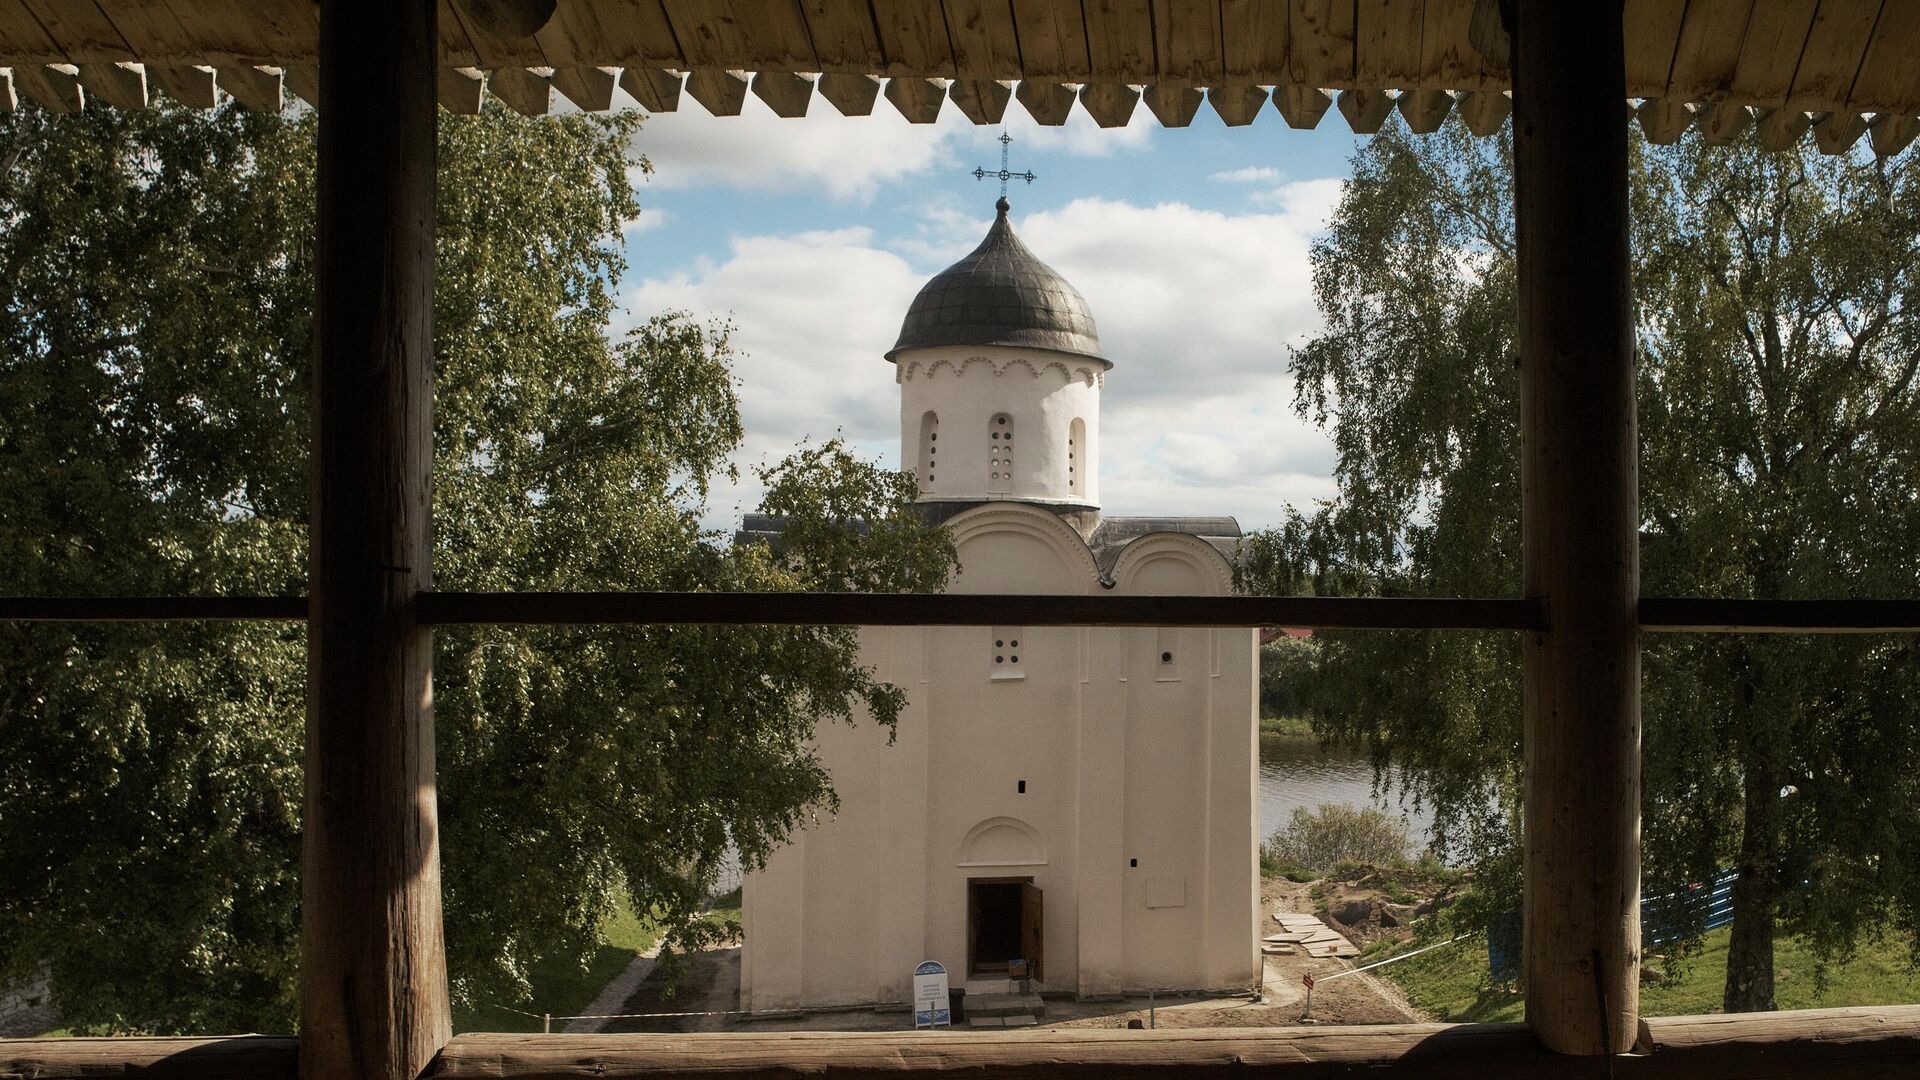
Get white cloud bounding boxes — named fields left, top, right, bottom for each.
left=1210, top=165, right=1282, bottom=183
left=625, top=92, right=1154, bottom=203
left=621, top=180, right=1344, bottom=532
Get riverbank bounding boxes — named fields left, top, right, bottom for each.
left=1259, top=713, right=1314, bottom=737
left=1382, top=925, right=1920, bottom=1022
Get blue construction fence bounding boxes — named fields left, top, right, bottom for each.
left=1487, top=869, right=1738, bottom=980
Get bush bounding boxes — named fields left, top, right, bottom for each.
left=1262, top=804, right=1414, bottom=875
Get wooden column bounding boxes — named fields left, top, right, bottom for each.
left=1512, top=0, right=1642, bottom=1057
left=302, top=1, right=448, bottom=1078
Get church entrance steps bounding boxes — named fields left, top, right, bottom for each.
left=966, top=992, right=1046, bottom=1027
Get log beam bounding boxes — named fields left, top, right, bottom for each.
left=304, top=2, right=449, bottom=1078
left=1512, top=0, right=1641, bottom=1057
left=14, top=1007, right=1920, bottom=1079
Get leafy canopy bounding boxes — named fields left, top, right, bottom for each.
left=0, top=102, right=953, bottom=1033
left=1238, top=121, right=1920, bottom=1009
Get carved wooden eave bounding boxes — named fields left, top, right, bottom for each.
left=1, top=1, right=1918, bottom=157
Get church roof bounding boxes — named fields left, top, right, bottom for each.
left=886, top=198, right=1106, bottom=366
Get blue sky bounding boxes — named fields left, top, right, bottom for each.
left=605, top=94, right=1370, bottom=533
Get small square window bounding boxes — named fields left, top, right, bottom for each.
left=991, top=625, right=1025, bottom=680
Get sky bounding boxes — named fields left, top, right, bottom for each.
left=606, top=91, right=1371, bottom=534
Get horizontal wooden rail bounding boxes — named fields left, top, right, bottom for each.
left=415, top=592, right=1547, bottom=629
left=7, top=1006, right=1919, bottom=1078
left=7, top=594, right=1920, bottom=635
left=0, top=596, right=308, bottom=621
left=1639, top=598, right=1920, bottom=634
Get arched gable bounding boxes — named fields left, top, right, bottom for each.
left=958, top=816, right=1047, bottom=867
left=944, top=504, right=1102, bottom=593
left=1107, top=532, right=1235, bottom=596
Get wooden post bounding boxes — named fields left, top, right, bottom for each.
left=303, top=1, right=448, bottom=1078
left=1512, top=0, right=1641, bottom=1057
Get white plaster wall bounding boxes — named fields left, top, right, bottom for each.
left=739, top=509, right=1259, bottom=1006
left=894, top=345, right=1104, bottom=508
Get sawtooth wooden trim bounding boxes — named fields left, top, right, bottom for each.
left=10, top=1006, right=1919, bottom=1078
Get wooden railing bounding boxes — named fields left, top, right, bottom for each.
left=8, top=1006, right=1920, bottom=1078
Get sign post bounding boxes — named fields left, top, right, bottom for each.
left=912, top=960, right=952, bottom=1028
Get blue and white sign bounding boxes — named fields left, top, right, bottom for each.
left=912, top=960, right=951, bottom=1028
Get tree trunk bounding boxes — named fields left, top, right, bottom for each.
left=1724, top=730, right=1781, bottom=1012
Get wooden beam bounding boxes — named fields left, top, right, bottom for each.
left=1079, top=81, right=1140, bottom=127
left=817, top=71, right=880, bottom=115
left=149, top=64, right=217, bottom=108
left=0, top=596, right=307, bottom=621
left=488, top=65, right=551, bottom=115
left=15, top=63, right=82, bottom=112
left=1457, top=89, right=1511, bottom=136
left=285, top=66, right=320, bottom=108
left=618, top=67, right=681, bottom=112
left=1513, top=0, right=1641, bottom=1056
left=1636, top=97, right=1695, bottom=144
left=750, top=69, right=814, bottom=117
left=1754, top=106, right=1812, bottom=150
left=1144, top=83, right=1203, bottom=127
left=414, top=592, right=1548, bottom=630
left=216, top=64, right=283, bottom=111
left=883, top=76, right=946, bottom=123
left=1695, top=100, right=1753, bottom=145
left=948, top=77, right=1013, bottom=124
left=1398, top=88, right=1455, bottom=134
left=439, top=65, right=485, bottom=113
left=1335, top=88, right=1394, bottom=133
left=77, top=60, right=145, bottom=108
left=1813, top=110, right=1869, bottom=154
left=1272, top=84, right=1333, bottom=128
left=306, top=1, right=450, bottom=1078
left=1871, top=113, right=1920, bottom=158
left=1639, top=598, right=1920, bottom=634
left=457, top=0, right=555, bottom=41
left=1206, top=83, right=1266, bottom=126
left=1015, top=78, right=1076, bottom=124
left=7, top=1006, right=1920, bottom=1077
left=550, top=65, right=617, bottom=111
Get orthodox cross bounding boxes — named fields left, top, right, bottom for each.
left=973, top=132, right=1036, bottom=197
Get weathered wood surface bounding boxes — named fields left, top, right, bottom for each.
left=414, top=592, right=1548, bottom=630
left=0, top=1035, right=299, bottom=1078
left=3, top=2, right=1918, bottom=143
left=1640, top=598, right=1920, bottom=634
left=303, top=1, right=450, bottom=1078
left=1513, top=0, right=1643, bottom=1056
left=5, top=1007, right=1920, bottom=1078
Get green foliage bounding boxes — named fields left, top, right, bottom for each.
left=1262, top=803, right=1414, bottom=875
left=0, top=102, right=954, bottom=1033
left=1258, top=634, right=1317, bottom=720
left=1237, top=118, right=1920, bottom=1009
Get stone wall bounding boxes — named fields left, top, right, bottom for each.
left=0, top=966, right=58, bottom=1037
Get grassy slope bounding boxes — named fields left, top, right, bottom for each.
left=1384, top=927, right=1920, bottom=1023
left=454, top=897, right=661, bottom=1033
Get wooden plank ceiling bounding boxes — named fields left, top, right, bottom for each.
left=1, top=0, right=1917, bottom=156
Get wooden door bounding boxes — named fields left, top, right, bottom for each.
left=1020, top=881, right=1044, bottom=983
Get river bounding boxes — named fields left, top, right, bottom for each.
left=1258, top=732, right=1436, bottom=848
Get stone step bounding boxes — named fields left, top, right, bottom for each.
left=966, top=992, right=1045, bottom=1019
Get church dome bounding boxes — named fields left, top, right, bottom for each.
left=886, top=198, right=1107, bottom=365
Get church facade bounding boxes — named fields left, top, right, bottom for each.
left=740, top=199, right=1258, bottom=1009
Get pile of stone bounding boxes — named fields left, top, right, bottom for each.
left=1263, top=912, right=1360, bottom=959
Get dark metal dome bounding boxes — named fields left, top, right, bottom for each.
left=885, top=198, right=1107, bottom=365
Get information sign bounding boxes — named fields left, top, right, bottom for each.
left=912, top=960, right=951, bottom=1028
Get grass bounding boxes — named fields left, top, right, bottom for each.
left=1259, top=713, right=1315, bottom=737
left=1382, top=926, right=1920, bottom=1023
left=453, top=895, right=662, bottom=1033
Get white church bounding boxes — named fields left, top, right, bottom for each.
left=739, top=197, right=1258, bottom=1010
